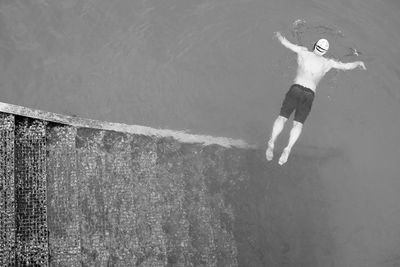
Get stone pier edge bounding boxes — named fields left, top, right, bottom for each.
left=0, top=101, right=253, bottom=149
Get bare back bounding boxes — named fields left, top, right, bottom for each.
left=294, top=50, right=330, bottom=92
left=276, top=32, right=366, bottom=92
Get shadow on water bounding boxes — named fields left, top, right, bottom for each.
left=230, top=146, right=341, bottom=267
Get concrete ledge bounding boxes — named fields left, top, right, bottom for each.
left=0, top=102, right=252, bottom=149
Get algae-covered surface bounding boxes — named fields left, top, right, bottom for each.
left=1, top=113, right=336, bottom=266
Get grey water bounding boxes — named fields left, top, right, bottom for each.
left=1, top=0, right=400, bottom=266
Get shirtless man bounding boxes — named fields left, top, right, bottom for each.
left=266, top=31, right=366, bottom=165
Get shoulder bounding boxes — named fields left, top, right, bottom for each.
left=295, top=46, right=309, bottom=55
left=321, top=58, right=342, bottom=71
left=297, top=46, right=309, bottom=52
left=325, top=58, right=341, bottom=68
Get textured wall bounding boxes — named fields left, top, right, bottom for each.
left=1, top=113, right=245, bottom=266
left=0, top=114, right=15, bottom=266
left=14, top=118, right=48, bottom=266
left=47, top=124, right=79, bottom=266
left=1, top=110, right=334, bottom=266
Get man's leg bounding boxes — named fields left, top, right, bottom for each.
left=266, top=115, right=288, bottom=161
left=278, top=120, right=303, bottom=165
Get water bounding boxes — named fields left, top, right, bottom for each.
left=1, top=0, right=400, bottom=266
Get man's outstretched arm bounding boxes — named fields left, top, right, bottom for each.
left=328, top=59, right=366, bottom=71
left=275, top=32, right=307, bottom=53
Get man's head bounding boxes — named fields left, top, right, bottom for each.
left=314, top=38, right=329, bottom=56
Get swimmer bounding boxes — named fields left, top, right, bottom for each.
left=266, top=32, right=366, bottom=165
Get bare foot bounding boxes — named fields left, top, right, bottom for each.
left=266, top=141, right=274, bottom=161
left=278, top=148, right=291, bottom=165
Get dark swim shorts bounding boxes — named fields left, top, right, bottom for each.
left=279, top=84, right=315, bottom=123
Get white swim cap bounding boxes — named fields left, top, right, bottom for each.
left=315, top=38, right=329, bottom=53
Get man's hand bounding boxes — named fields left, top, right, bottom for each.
left=274, top=31, right=283, bottom=40
left=357, top=61, right=367, bottom=70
